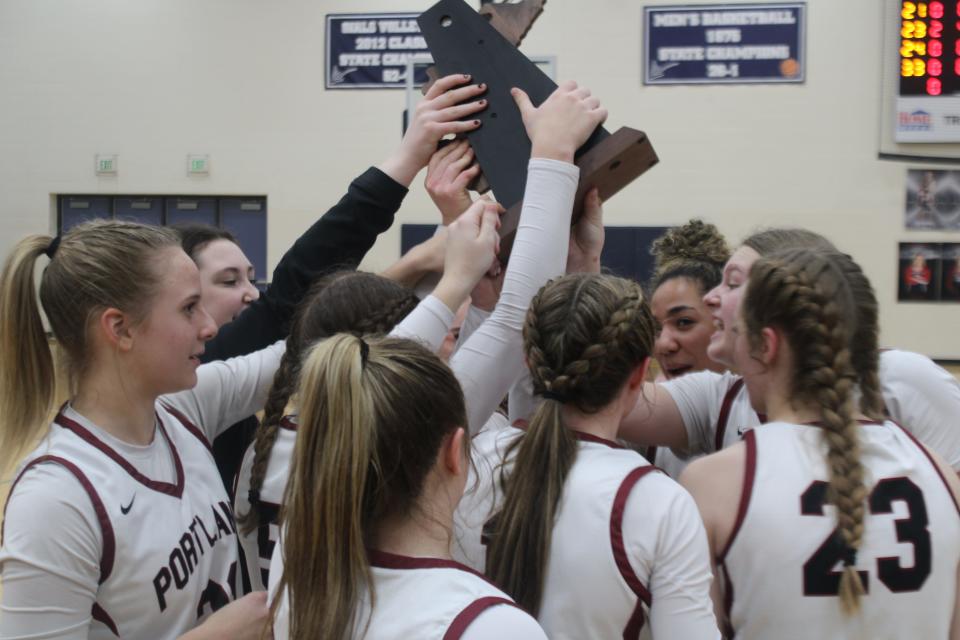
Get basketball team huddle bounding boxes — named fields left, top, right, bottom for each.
left=1, top=76, right=959, bottom=640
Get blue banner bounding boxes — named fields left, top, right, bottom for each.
left=325, top=13, right=433, bottom=89
left=643, top=3, right=805, bottom=85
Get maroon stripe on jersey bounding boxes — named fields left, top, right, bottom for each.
left=4, top=455, right=116, bottom=584
left=161, top=402, right=212, bottom=451
left=717, top=429, right=757, bottom=562
left=573, top=430, right=625, bottom=449
left=714, top=377, right=745, bottom=452
left=54, top=410, right=185, bottom=498
left=890, top=420, right=960, bottom=518
left=367, top=549, right=497, bottom=586
left=610, top=465, right=658, bottom=638
left=91, top=603, right=119, bottom=636
left=280, top=416, right=298, bottom=431
left=719, top=561, right=736, bottom=638
left=443, top=596, right=520, bottom=640
left=512, top=418, right=529, bottom=430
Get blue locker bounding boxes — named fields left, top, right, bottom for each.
left=220, top=198, right=267, bottom=283
left=165, top=197, right=217, bottom=227
left=115, top=196, right=162, bottom=226
left=400, top=224, right=437, bottom=254
left=60, top=196, right=112, bottom=232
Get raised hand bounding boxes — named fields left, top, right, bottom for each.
left=380, top=74, right=488, bottom=186
left=511, top=80, right=608, bottom=163
left=567, top=188, right=605, bottom=274
left=425, top=140, right=481, bottom=225
left=433, top=200, right=502, bottom=312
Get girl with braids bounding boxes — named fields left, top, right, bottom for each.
left=681, top=248, right=960, bottom=639
left=615, top=227, right=960, bottom=476
left=267, top=335, right=546, bottom=640
left=238, top=79, right=610, bottom=595
left=482, top=273, right=720, bottom=639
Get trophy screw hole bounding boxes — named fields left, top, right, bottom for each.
left=440, top=15, right=453, bottom=27
left=609, top=160, right=622, bottom=171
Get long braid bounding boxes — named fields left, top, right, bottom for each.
left=745, top=250, right=868, bottom=615
left=487, top=274, right=657, bottom=613
left=837, top=256, right=884, bottom=420
left=238, top=345, right=301, bottom=534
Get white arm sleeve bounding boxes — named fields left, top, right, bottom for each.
left=458, top=604, right=548, bottom=640
left=507, top=369, right=538, bottom=426
left=880, top=349, right=960, bottom=470
left=161, top=341, right=285, bottom=442
left=662, top=371, right=734, bottom=456
left=451, top=158, right=578, bottom=434
left=389, top=294, right=455, bottom=353
left=625, top=474, right=720, bottom=639
left=455, top=305, right=491, bottom=354
left=0, top=464, right=102, bottom=640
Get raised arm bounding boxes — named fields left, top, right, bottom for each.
left=203, top=74, right=488, bottom=362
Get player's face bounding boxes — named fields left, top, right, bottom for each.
left=651, top=276, right=720, bottom=379
left=130, top=247, right=218, bottom=395
left=730, top=299, right=768, bottom=415
left=703, top=246, right=760, bottom=370
left=194, top=239, right=259, bottom=328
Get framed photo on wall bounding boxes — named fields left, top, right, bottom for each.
left=898, top=242, right=942, bottom=301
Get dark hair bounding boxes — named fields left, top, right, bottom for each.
left=238, top=271, right=420, bottom=534
left=649, top=219, right=729, bottom=295
left=170, top=224, right=237, bottom=262
left=486, top=273, right=657, bottom=614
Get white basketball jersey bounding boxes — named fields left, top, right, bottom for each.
left=537, top=437, right=660, bottom=639
left=234, top=415, right=297, bottom=591
left=721, top=421, right=960, bottom=640
left=4, top=404, right=241, bottom=640
left=269, top=545, right=524, bottom=640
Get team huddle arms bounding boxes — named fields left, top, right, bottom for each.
left=1, top=74, right=960, bottom=640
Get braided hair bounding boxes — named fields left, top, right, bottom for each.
left=743, top=249, right=869, bottom=614
left=238, top=271, right=420, bottom=535
left=485, top=273, right=657, bottom=614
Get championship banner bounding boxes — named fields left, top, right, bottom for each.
left=326, top=13, right=433, bottom=89
left=643, top=3, right=806, bottom=85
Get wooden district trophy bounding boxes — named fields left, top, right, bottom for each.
left=417, top=0, right=659, bottom=257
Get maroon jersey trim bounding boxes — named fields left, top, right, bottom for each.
left=714, top=378, right=745, bottom=452
left=889, top=419, right=960, bottom=518
left=367, top=549, right=496, bottom=586
left=573, top=430, right=625, bottom=449
left=91, top=602, right=119, bottom=636
left=279, top=416, right=298, bottom=431
left=717, top=429, right=757, bottom=562
left=4, top=455, right=116, bottom=585
left=610, top=465, right=658, bottom=638
left=160, top=403, right=212, bottom=452
left=54, top=409, right=185, bottom=498
left=443, top=596, right=521, bottom=640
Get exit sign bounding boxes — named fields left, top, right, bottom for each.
left=187, top=154, right=210, bottom=176
left=95, top=154, right=118, bottom=176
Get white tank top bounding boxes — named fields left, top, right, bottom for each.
left=269, top=546, right=525, bottom=639
left=721, top=421, right=960, bottom=640
left=234, top=415, right=297, bottom=591
left=4, top=404, right=241, bottom=640
left=537, top=434, right=717, bottom=639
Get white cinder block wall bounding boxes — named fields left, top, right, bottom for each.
left=1, top=0, right=958, bottom=357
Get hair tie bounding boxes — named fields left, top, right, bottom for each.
left=840, top=544, right=857, bottom=568
left=44, top=236, right=61, bottom=259
left=541, top=389, right=567, bottom=403
left=358, top=337, right=370, bottom=366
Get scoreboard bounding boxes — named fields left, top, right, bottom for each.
left=896, top=1, right=960, bottom=141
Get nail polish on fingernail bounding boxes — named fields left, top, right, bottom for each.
left=474, top=120, right=481, bottom=125
left=479, top=83, right=486, bottom=89
left=464, top=74, right=471, bottom=79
